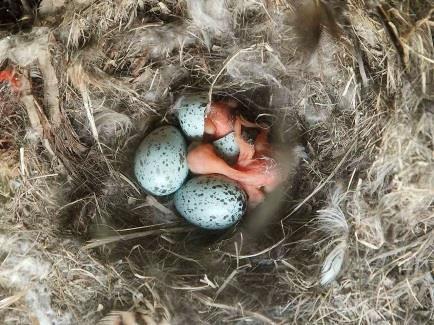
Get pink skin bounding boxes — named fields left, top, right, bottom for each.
left=234, top=116, right=255, bottom=162
left=187, top=143, right=273, bottom=188
left=242, top=184, right=266, bottom=207
left=204, top=102, right=234, bottom=139
left=187, top=134, right=283, bottom=207
left=187, top=143, right=281, bottom=207
left=253, top=128, right=273, bottom=157
left=188, top=101, right=285, bottom=207
left=234, top=117, right=284, bottom=193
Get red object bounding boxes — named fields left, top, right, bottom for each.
left=0, top=69, right=20, bottom=91
left=187, top=106, right=284, bottom=207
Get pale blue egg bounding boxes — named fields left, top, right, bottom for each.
left=213, top=131, right=240, bottom=165
left=174, top=175, right=247, bottom=230
left=134, top=126, right=188, bottom=196
left=176, top=94, right=209, bottom=140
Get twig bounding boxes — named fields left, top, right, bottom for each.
left=194, top=294, right=277, bottom=325
left=222, top=234, right=286, bottom=260
left=376, top=5, right=408, bottom=69
left=83, top=226, right=194, bottom=249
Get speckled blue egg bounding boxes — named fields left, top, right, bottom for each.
left=134, top=126, right=188, bottom=196
left=174, top=175, right=247, bottom=230
left=176, top=94, right=209, bottom=140
left=213, top=132, right=240, bottom=165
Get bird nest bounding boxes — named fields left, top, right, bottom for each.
left=0, top=1, right=433, bottom=324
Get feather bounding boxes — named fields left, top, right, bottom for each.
left=316, top=188, right=349, bottom=285
left=320, top=240, right=346, bottom=286
left=316, top=189, right=349, bottom=238
left=186, top=0, right=231, bottom=36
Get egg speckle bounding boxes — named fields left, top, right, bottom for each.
left=212, top=132, right=240, bottom=165
left=176, top=94, right=209, bottom=140
left=134, top=126, right=188, bottom=196
left=174, top=175, right=247, bottom=230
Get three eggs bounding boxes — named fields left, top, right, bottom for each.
left=134, top=95, right=246, bottom=230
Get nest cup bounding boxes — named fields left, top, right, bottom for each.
left=1, top=0, right=432, bottom=323
left=129, top=93, right=302, bottom=246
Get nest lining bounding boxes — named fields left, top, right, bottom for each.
left=0, top=0, right=433, bottom=324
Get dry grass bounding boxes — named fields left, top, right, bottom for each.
left=0, top=0, right=433, bottom=324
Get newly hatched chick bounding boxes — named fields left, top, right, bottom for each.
left=187, top=102, right=286, bottom=207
